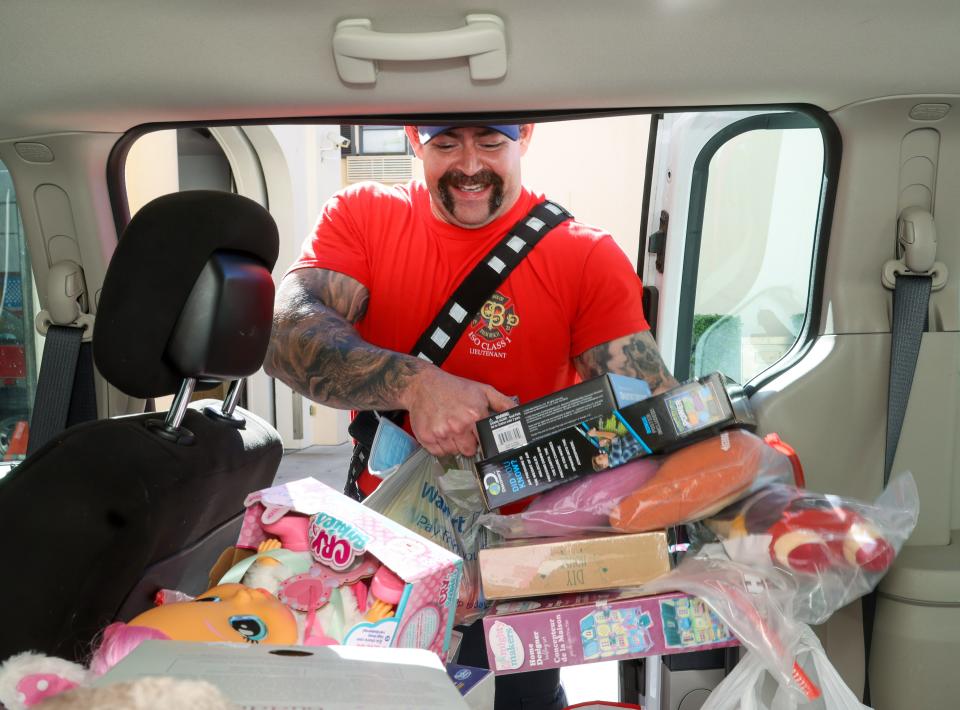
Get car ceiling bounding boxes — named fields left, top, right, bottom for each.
left=1, top=0, right=959, bottom=140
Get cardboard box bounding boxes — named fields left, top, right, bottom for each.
left=237, top=478, right=463, bottom=658
left=94, top=641, right=470, bottom=709
left=478, top=374, right=652, bottom=458
left=482, top=591, right=738, bottom=674
left=478, top=532, right=671, bottom=600
left=446, top=664, right=495, bottom=710
left=476, top=372, right=755, bottom=509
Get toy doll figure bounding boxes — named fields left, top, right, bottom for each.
left=128, top=583, right=299, bottom=645
left=90, top=583, right=298, bottom=675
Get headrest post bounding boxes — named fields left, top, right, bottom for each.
left=165, top=377, right=197, bottom=431
left=203, top=378, right=247, bottom=429
left=222, top=378, right=245, bottom=417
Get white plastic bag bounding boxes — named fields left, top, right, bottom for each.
left=701, top=629, right=869, bottom=710
left=363, top=448, right=497, bottom=625
left=640, top=472, right=918, bottom=698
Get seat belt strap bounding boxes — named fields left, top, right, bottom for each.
left=27, top=325, right=98, bottom=455
left=884, top=273, right=931, bottom=483
left=864, top=271, right=931, bottom=705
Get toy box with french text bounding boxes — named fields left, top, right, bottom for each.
left=482, top=590, right=738, bottom=674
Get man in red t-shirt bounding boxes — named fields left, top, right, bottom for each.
left=266, top=123, right=676, bottom=710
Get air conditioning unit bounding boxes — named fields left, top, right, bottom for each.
left=345, top=155, right=414, bottom=183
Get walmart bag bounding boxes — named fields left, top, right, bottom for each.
left=363, top=448, right=496, bottom=625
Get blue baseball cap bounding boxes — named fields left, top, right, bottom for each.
left=416, top=125, right=520, bottom=143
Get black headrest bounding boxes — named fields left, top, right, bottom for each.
left=94, top=191, right=279, bottom=399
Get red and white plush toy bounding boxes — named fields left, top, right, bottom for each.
left=705, top=484, right=896, bottom=576
left=768, top=503, right=895, bottom=575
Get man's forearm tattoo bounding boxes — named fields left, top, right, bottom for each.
left=575, top=331, right=678, bottom=394
left=266, top=270, right=424, bottom=410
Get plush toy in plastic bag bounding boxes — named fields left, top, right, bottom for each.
left=480, top=430, right=795, bottom=538
left=688, top=470, right=920, bottom=624
left=701, top=628, right=869, bottom=710
left=640, top=472, right=918, bottom=702
left=478, top=456, right=661, bottom=538
left=363, top=448, right=497, bottom=625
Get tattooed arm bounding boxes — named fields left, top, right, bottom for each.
left=265, top=268, right=514, bottom=456
left=574, top=330, right=678, bottom=394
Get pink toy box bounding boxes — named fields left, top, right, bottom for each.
left=238, top=477, right=463, bottom=658
left=482, top=590, right=737, bottom=674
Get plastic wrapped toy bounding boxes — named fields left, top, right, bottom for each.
left=689, top=471, right=919, bottom=624
left=480, top=430, right=794, bottom=538
left=640, top=471, right=919, bottom=701
left=478, top=457, right=661, bottom=538
left=609, top=429, right=795, bottom=532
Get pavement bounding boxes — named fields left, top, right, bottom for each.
left=273, top=442, right=353, bottom=489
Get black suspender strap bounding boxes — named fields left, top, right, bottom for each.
left=344, top=199, right=572, bottom=500
left=410, top=200, right=572, bottom=365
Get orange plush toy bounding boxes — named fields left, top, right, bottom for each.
left=609, top=429, right=794, bottom=532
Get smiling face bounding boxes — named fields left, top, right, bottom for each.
left=405, top=125, right=533, bottom=229
left=128, top=583, right=298, bottom=645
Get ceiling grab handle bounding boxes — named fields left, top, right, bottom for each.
left=333, top=14, right=507, bottom=85
left=881, top=206, right=948, bottom=291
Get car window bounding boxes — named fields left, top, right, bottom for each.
left=676, top=114, right=825, bottom=383
left=0, top=159, right=39, bottom=463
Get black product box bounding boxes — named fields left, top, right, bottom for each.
left=477, top=373, right=652, bottom=458
left=475, top=372, right=755, bottom=510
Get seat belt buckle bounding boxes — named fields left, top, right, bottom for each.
left=34, top=260, right=95, bottom=342
left=882, top=206, right=948, bottom=291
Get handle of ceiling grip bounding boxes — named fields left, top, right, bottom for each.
left=333, top=14, right=507, bottom=84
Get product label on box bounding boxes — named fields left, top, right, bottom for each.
left=308, top=512, right=369, bottom=570
left=478, top=375, right=651, bottom=457
left=483, top=592, right=737, bottom=674
left=663, top=381, right=726, bottom=436
left=446, top=664, right=493, bottom=696
left=344, top=619, right=399, bottom=647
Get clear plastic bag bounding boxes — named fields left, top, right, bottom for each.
left=688, top=470, right=920, bottom=624
left=363, top=448, right=498, bottom=625
left=641, top=472, right=918, bottom=699
left=480, top=429, right=793, bottom=538
left=478, top=457, right=661, bottom=538
left=701, top=628, right=869, bottom=710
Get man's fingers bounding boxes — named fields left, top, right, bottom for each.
left=452, top=430, right=479, bottom=458
left=485, top=387, right=516, bottom=413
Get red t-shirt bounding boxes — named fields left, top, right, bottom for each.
left=289, top=180, right=649, bottom=405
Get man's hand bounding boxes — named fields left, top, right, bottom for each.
left=402, top=367, right=515, bottom=457
left=266, top=268, right=515, bottom=457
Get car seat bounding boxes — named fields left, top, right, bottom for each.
left=0, top=190, right=283, bottom=662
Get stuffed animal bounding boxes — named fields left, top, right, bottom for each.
left=705, top=484, right=895, bottom=575
left=0, top=652, right=232, bottom=710
left=609, top=429, right=794, bottom=532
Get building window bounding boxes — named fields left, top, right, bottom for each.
left=341, top=125, right=411, bottom=156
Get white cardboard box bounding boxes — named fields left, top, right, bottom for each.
left=94, top=640, right=469, bottom=709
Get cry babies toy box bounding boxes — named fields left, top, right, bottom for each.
left=229, top=477, right=463, bottom=658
